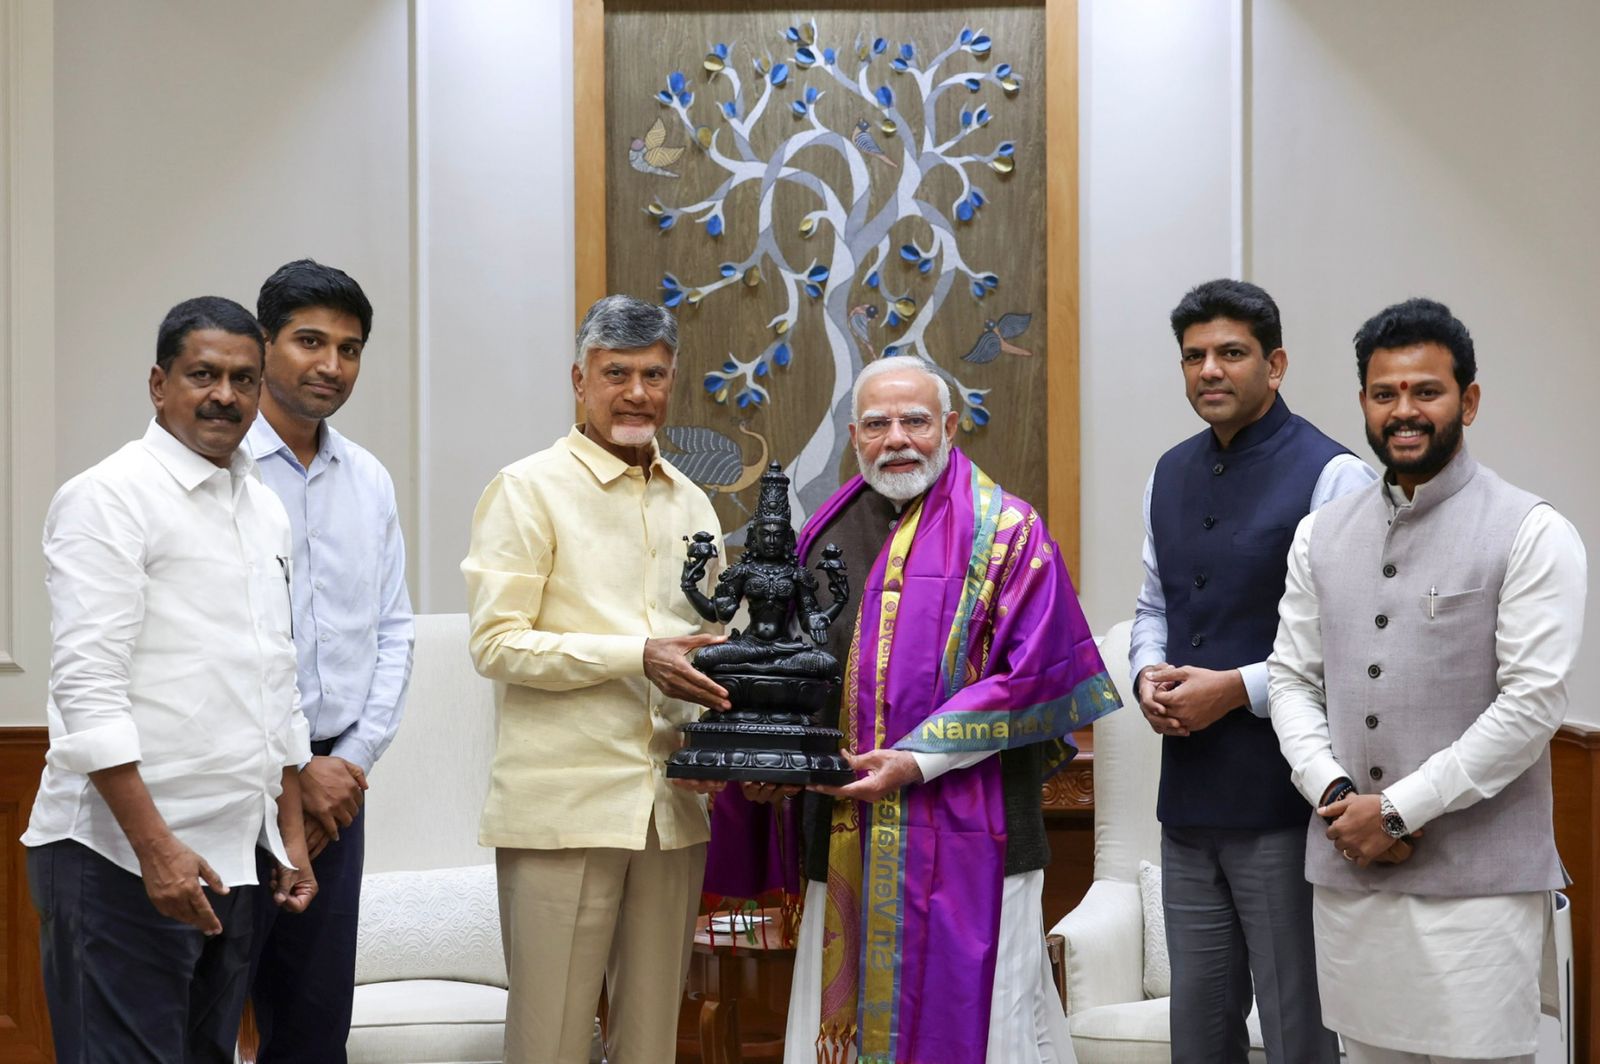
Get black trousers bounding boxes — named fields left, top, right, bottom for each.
left=27, top=838, right=258, bottom=1064
left=248, top=797, right=365, bottom=1063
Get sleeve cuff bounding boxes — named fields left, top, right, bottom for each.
left=1240, top=662, right=1271, bottom=718
left=910, top=749, right=992, bottom=783
left=280, top=714, right=312, bottom=768
left=329, top=739, right=375, bottom=776
left=52, top=719, right=142, bottom=775
left=1296, top=755, right=1350, bottom=810
left=1383, top=771, right=1445, bottom=833
left=595, top=635, right=650, bottom=678
left=1128, top=648, right=1165, bottom=686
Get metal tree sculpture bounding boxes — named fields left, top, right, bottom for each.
left=648, top=21, right=1025, bottom=516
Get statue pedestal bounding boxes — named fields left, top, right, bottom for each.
left=665, top=672, right=854, bottom=786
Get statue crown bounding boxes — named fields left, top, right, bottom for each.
left=756, top=462, right=792, bottom=526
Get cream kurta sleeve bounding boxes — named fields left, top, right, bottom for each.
left=463, top=469, right=648, bottom=690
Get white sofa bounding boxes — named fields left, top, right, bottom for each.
left=350, top=612, right=506, bottom=1064
left=1049, top=621, right=1272, bottom=1063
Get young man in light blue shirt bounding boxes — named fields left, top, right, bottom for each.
left=245, top=259, right=414, bottom=1063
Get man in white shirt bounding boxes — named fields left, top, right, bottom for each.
left=23, top=296, right=316, bottom=1064
left=245, top=260, right=414, bottom=1064
left=1269, top=298, right=1586, bottom=1063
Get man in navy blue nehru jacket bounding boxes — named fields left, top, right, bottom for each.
left=1131, top=279, right=1375, bottom=1063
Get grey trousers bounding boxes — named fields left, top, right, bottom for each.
left=1161, top=825, right=1337, bottom=1064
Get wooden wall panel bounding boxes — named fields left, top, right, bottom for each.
left=0, top=728, right=51, bottom=1063
left=1553, top=723, right=1598, bottom=1064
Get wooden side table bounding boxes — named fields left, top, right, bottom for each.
left=678, top=908, right=795, bottom=1064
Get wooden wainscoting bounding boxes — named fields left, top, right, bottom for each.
left=0, top=722, right=1596, bottom=1064
left=0, top=728, right=51, bottom=1063
left=1552, top=722, right=1599, bottom=1064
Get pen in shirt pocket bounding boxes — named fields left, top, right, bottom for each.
left=276, top=554, right=294, bottom=639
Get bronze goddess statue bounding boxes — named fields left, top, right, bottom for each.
left=666, top=463, right=853, bottom=784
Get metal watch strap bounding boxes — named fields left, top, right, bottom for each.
left=1379, top=793, right=1409, bottom=838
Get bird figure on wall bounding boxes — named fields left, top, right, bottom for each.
left=960, top=312, right=1036, bottom=363
left=848, top=303, right=878, bottom=358
left=659, top=421, right=771, bottom=514
left=853, top=120, right=899, bottom=168
left=629, top=118, right=686, bottom=178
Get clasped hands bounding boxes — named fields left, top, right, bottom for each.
left=1319, top=790, right=1420, bottom=868
left=1136, top=663, right=1243, bottom=736
left=300, top=754, right=369, bottom=861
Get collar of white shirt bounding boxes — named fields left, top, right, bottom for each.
left=142, top=417, right=254, bottom=490
left=245, top=413, right=346, bottom=471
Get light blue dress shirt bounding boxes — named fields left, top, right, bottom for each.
left=247, top=416, right=414, bottom=772
left=1129, top=451, right=1378, bottom=716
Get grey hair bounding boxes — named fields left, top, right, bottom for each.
left=851, top=357, right=952, bottom=420
left=573, top=294, right=679, bottom=366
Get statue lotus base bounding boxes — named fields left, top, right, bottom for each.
left=665, top=671, right=854, bottom=786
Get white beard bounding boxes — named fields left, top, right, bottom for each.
left=858, top=435, right=951, bottom=502
left=606, top=422, right=657, bottom=448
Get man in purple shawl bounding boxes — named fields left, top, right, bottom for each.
left=703, top=358, right=1120, bottom=1064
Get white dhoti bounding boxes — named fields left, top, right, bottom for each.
left=1311, top=886, right=1555, bottom=1059
left=784, top=869, right=1076, bottom=1064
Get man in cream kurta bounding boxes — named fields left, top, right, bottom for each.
left=1268, top=298, right=1586, bottom=1064
left=462, top=296, right=726, bottom=1064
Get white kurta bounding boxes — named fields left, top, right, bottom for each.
left=784, top=871, right=1076, bottom=1064
left=1268, top=488, right=1586, bottom=1057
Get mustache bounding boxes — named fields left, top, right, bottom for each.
left=195, top=402, right=241, bottom=422
left=875, top=447, right=926, bottom=470
left=1383, top=419, right=1433, bottom=439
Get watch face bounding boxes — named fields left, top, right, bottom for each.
left=1383, top=811, right=1407, bottom=838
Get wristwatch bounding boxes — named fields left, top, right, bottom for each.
left=1379, top=793, right=1409, bottom=839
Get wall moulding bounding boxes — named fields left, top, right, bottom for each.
left=0, top=0, right=55, bottom=716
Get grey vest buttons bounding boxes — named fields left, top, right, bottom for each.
left=1365, top=714, right=1379, bottom=729
left=1375, top=614, right=1388, bottom=628
left=1368, top=664, right=1382, bottom=678
left=1369, top=766, right=1384, bottom=781
left=1383, top=563, right=1397, bottom=577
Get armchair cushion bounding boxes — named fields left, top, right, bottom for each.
left=348, top=979, right=508, bottom=1064
left=355, top=864, right=505, bottom=987
left=1138, top=861, right=1170, bottom=998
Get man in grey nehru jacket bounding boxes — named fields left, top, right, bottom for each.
left=1268, top=298, right=1587, bottom=1064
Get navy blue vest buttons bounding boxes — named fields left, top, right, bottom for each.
left=1212, top=462, right=1225, bottom=475
left=1365, top=714, right=1379, bottom=729
left=1202, top=515, right=1216, bottom=529
left=1190, top=634, right=1204, bottom=647
left=1368, top=664, right=1382, bottom=678
left=1369, top=766, right=1384, bottom=781
left=1383, top=563, right=1397, bottom=577
left=1375, top=614, right=1388, bottom=628
left=1194, top=574, right=1207, bottom=589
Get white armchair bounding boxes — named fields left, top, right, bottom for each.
left=349, top=612, right=506, bottom=1064
left=1049, top=621, right=1270, bottom=1062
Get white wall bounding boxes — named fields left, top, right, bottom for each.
left=1078, top=0, right=1600, bottom=726
left=3, top=0, right=1596, bottom=726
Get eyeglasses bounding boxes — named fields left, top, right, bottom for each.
left=856, top=415, right=939, bottom=441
